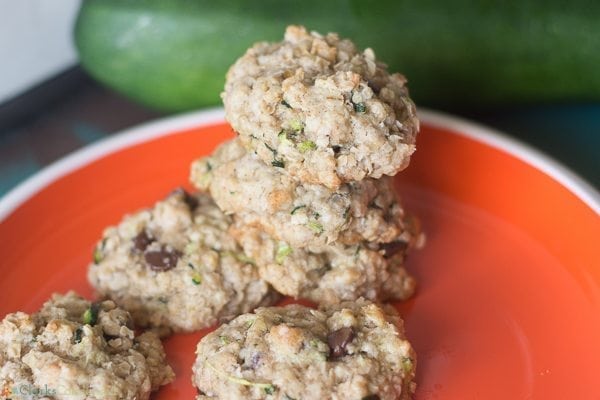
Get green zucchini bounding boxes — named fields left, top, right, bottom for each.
left=75, top=0, right=600, bottom=111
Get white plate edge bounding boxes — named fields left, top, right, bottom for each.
left=0, top=107, right=598, bottom=223
left=419, top=109, right=600, bottom=215
left=0, top=108, right=225, bottom=222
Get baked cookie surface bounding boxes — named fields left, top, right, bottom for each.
left=88, top=189, right=276, bottom=336
left=223, top=25, right=419, bottom=189
left=230, top=221, right=420, bottom=305
left=193, top=299, right=416, bottom=400
left=0, top=291, right=174, bottom=400
left=191, top=139, right=411, bottom=249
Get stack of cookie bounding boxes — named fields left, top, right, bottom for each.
left=191, top=25, right=423, bottom=306
left=82, top=25, right=423, bottom=399
left=188, top=26, right=423, bottom=399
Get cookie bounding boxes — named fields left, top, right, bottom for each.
left=0, top=292, right=174, bottom=400
left=230, top=220, right=421, bottom=305
left=223, top=25, right=419, bottom=189
left=191, top=139, right=411, bottom=249
left=193, top=299, right=416, bottom=400
left=88, top=189, right=277, bottom=336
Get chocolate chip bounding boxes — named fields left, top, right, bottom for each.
left=144, top=246, right=180, bottom=271
left=332, top=145, right=341, bottom=154
left=172, top=187, right=198, bottom=210
left=133, top=231, right=153, bottom=252
left=367, top=80, right=381, bottom=94
left=379, top=241, right=409, bottom=258
left=362, top=396, right=380, bottom=400
left=73, top=328, right=83, bottom=344
left=103, top=333, right=119, bottom=342
left=327, top=327, right=354, bottom=359
left=183, top=192, right=199, bottom=210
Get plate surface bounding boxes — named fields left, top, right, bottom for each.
left=1, top=109, right=599, bottom=400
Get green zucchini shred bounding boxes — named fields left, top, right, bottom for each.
left=275, top=244, right=293, bottom=264
left=307, top=221, right=324, bottom=235
left=290, top=205, right=306, bottom=215
left=205, top=361, right=275, bottom=392
left=298, top=140, right=317, bottom=152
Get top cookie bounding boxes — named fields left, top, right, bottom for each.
left=223, top=25, right=419, bottom=189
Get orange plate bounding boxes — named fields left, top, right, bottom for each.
left=1, top=109, right=599, bottom=399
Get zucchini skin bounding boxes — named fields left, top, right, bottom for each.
left=75, top=0, right=600, bottom=111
